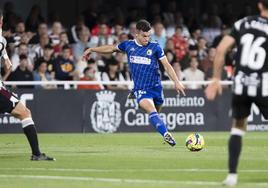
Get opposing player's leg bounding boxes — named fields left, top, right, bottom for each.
left=223, top=118, right=246, bottom=187
left=139, top=99, right=176, bottom=146
left=223, top=94, right=249, bottom=186
left=11, top=102, right=55, bottom=161
left=0, top=85, right=55, bottom=161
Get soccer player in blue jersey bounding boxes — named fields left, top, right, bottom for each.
left=83, top=20, right=185, bottom=146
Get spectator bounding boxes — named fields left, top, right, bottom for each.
left=33, top=33, right=50, bottom=59
left=204, top=48, right=228, bottom=81
left=53, top=31, right=69, bottom=56
left=90, top=24, right=114, bottom=46
left=151, top=22, right=166, bottom=49
left=211, top=25, right=230, bottom=48
left=199, top=48, right=216, bottom=78
left=35, top=44, right=54, bottom=73
left=77, top=62, right=103, bottom=90
left=91, top=15, right=112, bottom=36
left=53, top=45, right=75, bottom=80
left=68, top=14, right=86, bottom=44
left=11, top=43, right=34, bottom=72
left=165, top=38, right=176, bottom=54
left=114, top=52, right=130, bottom=81
left=188, top=27, right=202, bottom=47
left=101, top=58, right=127, bottom=90
left=33, top=60, right=56, bottom=89
left=171, top=26, right=189, bottom=61
left=166, top=12, right=190, bottom=38
left=183, top=57, right=205, bottom=90
left=197, top=37, right=208, bottom=62
left=49, top=21, right=63, bottom=46
left=172, top=62, right=184, bottom=81
left=29, top=22, right=48, bottom=45
left=112, top=24, right=124, bottom=42
left=118, top=32, right=129, bottom=43
left=160, top=50, right=176, bottom=80
left=11, top=19, right=26, bottom=46
left=127, top=22, right=136, bottom=39
left=201, top=4, right=222, bottom=45
left=8, top=54, right=34, bottom=89
left=73, top=26, right=93, bottom=62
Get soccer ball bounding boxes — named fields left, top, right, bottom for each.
left=185, top=133, right=205, bottom=151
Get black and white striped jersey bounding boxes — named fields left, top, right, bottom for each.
left=0, top=35, right=7, bottom=60
left=230, top=15, right=268, bottom=97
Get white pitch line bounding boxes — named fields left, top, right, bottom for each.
left=0, top=174, right=267, bottom=187
left=0, top=174, right=220, bottom=186
left=0, top=167, right=268, bottom=173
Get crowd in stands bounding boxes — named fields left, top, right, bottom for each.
left=1, top=1, right=253, bottom=90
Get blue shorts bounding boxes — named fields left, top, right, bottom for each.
left=134, top=85, right=164, bottom=106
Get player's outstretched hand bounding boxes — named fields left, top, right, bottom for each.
left=205, top=78, right=222, bottom=101
left=82, top=48, right=92, bottom=61
left=175, top=81, right=186, bottom=96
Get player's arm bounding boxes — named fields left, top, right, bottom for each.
left=83, top=45, right=119, bottom=59
left=205, top=35, right=235, bottom=100
left=160, top=56, right=185, bottom=96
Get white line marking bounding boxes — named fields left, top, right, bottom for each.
left=0, top=174, right=222, bottom=186
left=0, top=174, right=267, bottom=187
left=0, top=167, right=268, bottom=173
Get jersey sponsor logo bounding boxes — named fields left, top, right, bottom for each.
left=146, top=49, right=152, bottom=56
left=90, top=90, right=122, bottom=133
left=134, top=90, right=147, bottom=99
left=130, top=55, right=151, bottom=65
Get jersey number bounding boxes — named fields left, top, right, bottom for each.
left=240, top=33, right=266, bottom=70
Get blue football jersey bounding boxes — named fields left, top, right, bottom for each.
left=117, top=39, right=165, bottom=90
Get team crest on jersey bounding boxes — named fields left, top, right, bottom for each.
left=147, top=49, right=152, bottom=56
left=90, top=91, right=122, bottom=133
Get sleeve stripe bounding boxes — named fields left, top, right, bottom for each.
left=116, top=45, right=122, bottom=51
left=159, top=55, right=166, bottom=60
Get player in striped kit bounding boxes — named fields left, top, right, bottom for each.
left=83, top=19, right=185, bottom=146
left=0, top=9, right=55, bottom=161
left=206, top=0, right=268, bottom=186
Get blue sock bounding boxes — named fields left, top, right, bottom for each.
left=149, top=112, right=168, bottom=136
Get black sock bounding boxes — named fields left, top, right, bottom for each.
left=23, top=125, right=41, bottom=156
left=228, top=135, right=242, bottom=173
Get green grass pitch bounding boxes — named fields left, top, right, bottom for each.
left=0, top=132, right=267, bottom=188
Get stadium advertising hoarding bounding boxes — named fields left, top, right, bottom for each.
left=0, top=89, right=267, bottom=133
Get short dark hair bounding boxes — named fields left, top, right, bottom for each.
left=260, top=0, right=268, bottom=9
left=83, top=67, right=90, bottom=74
left=44, top=44, right=53, bottom=49
left=62, top=44, right=71, bottom=51
left=175, top=25, right=183, bottom=31
left=136, top=19, right=151, bottom=32
left=87, top=58, right=95, bottom=65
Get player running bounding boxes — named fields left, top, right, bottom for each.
left=0, top=10, right=55, bottom=161
left=83, top=19, right=185, bottom=146
left=205, top=0, right=268, bottom=186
